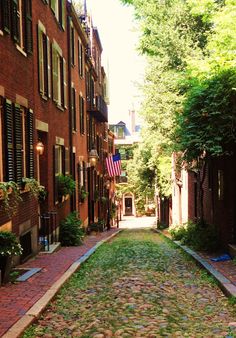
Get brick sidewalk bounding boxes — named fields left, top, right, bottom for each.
left=199, top=251, right=236, bottom=285
left=161, top=229, right=236, bottom=290
left=0, top=228, right=119, bottom=337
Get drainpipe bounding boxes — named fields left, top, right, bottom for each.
left=67, top=5, right=73, bottom=212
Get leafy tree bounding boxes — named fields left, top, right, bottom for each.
left=119, top=0, right=236, bottom=226
left=175, top=68, right=236, bottom=163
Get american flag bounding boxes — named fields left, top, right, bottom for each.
left=106, top=153, right=121, bottom=177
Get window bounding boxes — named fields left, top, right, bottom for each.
left=108, top=138, right=113, bottom=154
left=38, top=21, right=51, bottom=98
left=54, top=143, right=64, bottom=203
left=70, top=21, right=75, bottom=66
left=71, top=85, right=76, bottom=131
left=50, top=0, right=65, bottom=30
left=54, top=145, right=63, bottom=177
left=79, top=94, right=85, bottom=134
left=65, top=147, right=69, bottom=175
left=0, top=0, right=32, bottom=53
left=3, top=99, right=34, bottom=184
left=116, top=126, right=125, bottom=139
left=78, top=39, right=84, bottom=77
left=218, top=170, right=224, bottom=201
left=103, top=124, right=108, bottom=141
left=52, top=41, right=67, bottom=109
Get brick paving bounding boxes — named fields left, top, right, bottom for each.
left=1, top=216, right=236, bottom=337
left=0, top=228, right=119, bottom=337
left=161, top=228, right=236, bottom=288
left=199, top=251, right=236, bottom=285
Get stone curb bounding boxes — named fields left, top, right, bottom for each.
left=2, top=229, right=122, bottom=338
left=158, top=230, right=236, bottom=298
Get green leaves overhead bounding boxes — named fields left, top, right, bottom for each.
left=120, top=0, right=236, bottom=196
left=175, top=68, right=236, bottom=161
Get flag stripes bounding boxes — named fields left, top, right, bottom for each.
left=106, top=153, right=121, bottom=177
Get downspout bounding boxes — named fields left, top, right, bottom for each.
left=67, top=4, right=73, bottom=212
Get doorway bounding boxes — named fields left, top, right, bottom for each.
left=125, top=197, right=133, bottom=215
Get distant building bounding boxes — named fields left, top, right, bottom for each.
left=109, top=111, right=141, bottom=216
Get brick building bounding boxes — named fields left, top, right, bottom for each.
left=0, top=0, right=38, bottom=262
left=0, top=0, right=112, bottom=266
left=172, top=151, right=236, bottom=249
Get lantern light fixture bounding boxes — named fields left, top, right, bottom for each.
left=36, top=141, right=44, bottom=155
left=89, top=147, right=98, bottom=167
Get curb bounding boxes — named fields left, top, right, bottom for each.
left=2, top=229, right=122, bottom=338
left=158, top=230, right=236, bottom=298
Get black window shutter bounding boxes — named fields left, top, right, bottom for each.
left=42, top=33, right=48, bottom=96
left=72, top=88, right=76, bottom=131
left=4, top=100, right=15, bottom=181
left=3, top=0, right=10, bottom=33
left=0, top=1, right=3, bottom=30
left=11, top=0, right=19, bottom=42
left=24, top=0, right=33, bottom=53
left=83, top=161, right=86, bottom=190
left=14, top=104, right=23, bottom=185
left=77, top=163, right=81, bottom=202
left=26, top=109, right=34, bottom=178
left=62, top=145, right=65, bottom=175
left=53, top=145, right=57, bottom=204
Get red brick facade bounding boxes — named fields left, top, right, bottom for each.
left=0, top=0, right=112, bottom=265
left=171, top=151, right=236, bottom=249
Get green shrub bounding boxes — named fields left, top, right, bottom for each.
left=57, top=175, right=76, bottom=198
left=170, top=221, right=219, bottom=252
left=0, top=231, right=22, bottom=256
left=89, top=219, right=105, bottom=233
left=157, top=222, right=168, bottom=230
left=59, top=212, right=84, bottom=246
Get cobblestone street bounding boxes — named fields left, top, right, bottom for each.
left=23, top=228, right=236, bottom=338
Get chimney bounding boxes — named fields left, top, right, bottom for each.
left=129, top=109, right=135, bottom=133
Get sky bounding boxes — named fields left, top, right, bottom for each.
left=76, top=0, right=146, bottom=125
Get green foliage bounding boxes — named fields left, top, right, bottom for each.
left=175, top=68, right=236, bottom=162
left=119, top=0, right=235, bottom=201
left=0, top=231, right=22, bottom=256
left=169, top=221, right=219, bottom=252
left=157, top=222, right=169, bottom=230
left=57, top=175, right=76, bottom=198
left=79, top=186, right=88, bottom=202
left=59, top=212, right=84, bottom=246
left=110, top=202, right=116, bottom=218
left=0, top=181, right=22, bottom=215
left=89, top=219, right=105, bottom=232
left=22, top=178, right=46, bottom=200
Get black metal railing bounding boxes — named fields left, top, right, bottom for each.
left=87, top=95, right=108, bottom=122
left=39, top=211, right=58, bottom=251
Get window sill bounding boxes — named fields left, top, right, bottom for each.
left=16, top=45, right=27, bottom=57
left=56, top=104, right=65, bottom=112
left=40, top=94, right=48, bottom=101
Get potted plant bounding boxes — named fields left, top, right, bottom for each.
left=94, top=189, right=99, bottom=202
left=21, top=178, right=46, bottom=200
left=57, top=174, right=76, bottom=201
left=0, top=181, right=22, bottom=216
left=0, top=231, right=22, bottom=284
left=79, top=186, right=88, bottom=203
left=59, top=212, right=84, bottom=246
left=101, top=196, right=108, bottom=205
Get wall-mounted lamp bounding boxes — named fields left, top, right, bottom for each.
left=36, top=141, right=45, bottom=155
left=89, top=147, right=98, bottom=167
